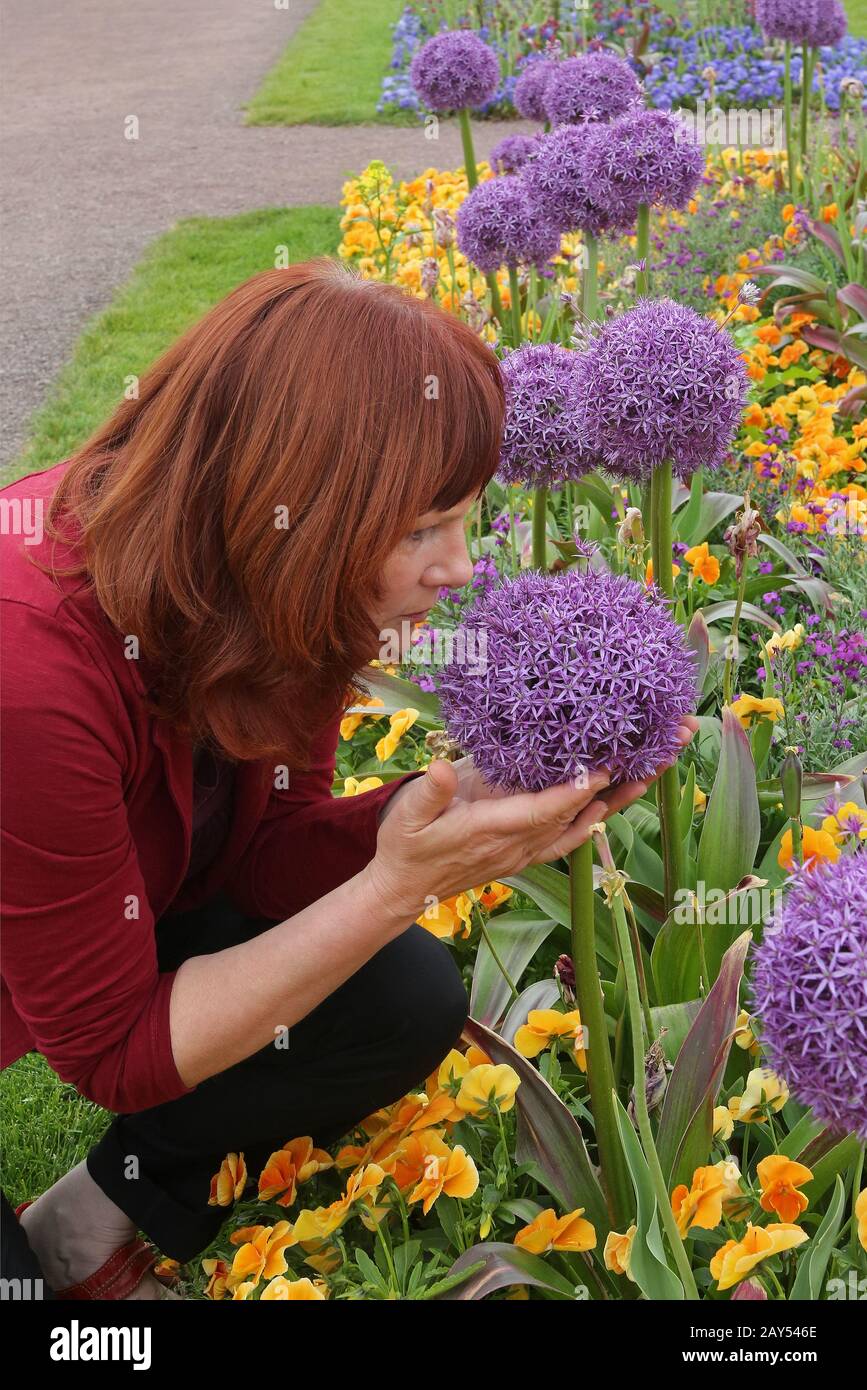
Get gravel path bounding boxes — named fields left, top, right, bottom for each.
left=0, top=0, right=532, bottom=470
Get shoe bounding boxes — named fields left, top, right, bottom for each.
left=15, top=1198, right=170, bottom=1300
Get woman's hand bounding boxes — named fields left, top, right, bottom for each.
left=365, top=715, right=698, bottom=923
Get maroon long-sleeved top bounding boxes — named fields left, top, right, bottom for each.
left=1, top=460, right=423, bottom=1114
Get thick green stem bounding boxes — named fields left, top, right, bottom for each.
left=783, top=42, right=796, bottom=197
left=486, top=273, right=506, bottom=336
left=508, top=492, right=518, bottom=576
left=636, top=203, right=650, bottom=297
left=850, top=1145, right=865, bottom=1262
left=607, top=862, right=700, bottom=1300
left=532, top=484, right=548, bottom=572
left=650, top=461, right=685, bottom=912
left=800, top=44, right=812, bottom=202
left=458, top=107, right=479, bottom=189
left=581, top=232, right=599, bottom=323
left=508, top=264, right=522, bottom=347
left=569, top=842, right=633, bottom=1230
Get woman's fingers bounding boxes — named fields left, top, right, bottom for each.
left=532, top=798, right=612, bottom=865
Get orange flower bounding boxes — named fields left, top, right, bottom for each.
left=407, top=1139, right=479, bottom=1215
left=201, top=1257, right=232, bottom=1299
left=514, top=1008, right=587, bottom=1071
left=208, top=1152, right=247, bottom=1206
left=514, top=1207, right=597, bottom=1254
left=258, top=1137, right=333, bottom=1207
left=645, top=558, right=681, bottom=586
left=755, top=325, right=782, bottom=347
left=856, top=1188, right=867, bottom=1252
left=603, top=1225, right=637, bottom=1280
left=778, top=824, right=841, bottom=872
left=821, top=202, right=838, bottom=223
left=779, top=340, right=808, bottom=368
left=671, top=1165, right=726, bottom=1238
left=291, top=1163, right=387, bottom=1241
left=226, top=1221, right=295, bottom=1290
left=683, top=542, right=720, bottom=585
left=710, top=1223, right=808, bottom=1291
left=757, top=1155, right=813, bottom=1224
left=260, top=1275, right=328, bottom=1300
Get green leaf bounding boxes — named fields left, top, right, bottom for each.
left=789, top=1176, right=847, bottom=1301
left=656, top=931, right=752, bottom=1189
left=502, top=863, right=618, bottom=968
left=500, top=980, right=560, bottom=1047
left=431, top=1241, right=583, bottom=1301
left=676, top=490, right=743, bottom=548
left=613, top=1094, right=684, bottom=1300
left=697, top=707, right=761, bottom=895
left=470, top=910, right=557, bottom=1029
left=778, top=1111, right=826, bottom=1159
left=800, top=1134, right=863, bottom=1207
left=356, top=668, right=442, bottom=725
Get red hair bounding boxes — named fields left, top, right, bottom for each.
left=34, top=258, right=505, bottom=766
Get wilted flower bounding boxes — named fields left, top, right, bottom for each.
left=489, top=133, right=540, bottom=175
left=436, top=569, right=698, bottom=792
left=543, top=53, right=642, bottom=126
left=409, top=29, right=500, bottom=113
left=841, top=75, right=865, bottom=100
left=496, top=342, right=598, bottom=488
left=554, top=952, right=576, bottom=1002
left=432, top=207, right=455, bottom=248
left=578, top=298, right=750, bottom=484
left=604, top=1226, right=637, bottom=1280
left=456, top=175, right=561, bottom=273
left=725, top=495, right=764, bottom=579
left=750, top=852, right=867, bottom=1139
left=420, top=256, right=439, bottom=294
left=617, top=506, right=645, bottom=548
left=513, top=56, right=560, bottom=121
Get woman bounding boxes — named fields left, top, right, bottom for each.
left=1, top=258, right=695, bottom=1299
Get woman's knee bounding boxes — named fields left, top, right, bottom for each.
left=366, top=924, right=469, bottom=1066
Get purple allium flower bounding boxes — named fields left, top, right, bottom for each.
left=578, top=298, right=750, bottom=483
left=489, top=133, right=540, bottom=175
left=755, top=0, right=819, bottom=45
left=497, top=343, right=598, bottom=488
left=592, top=108, right=704, bottom=214
left=523, top=123, right=639, bottom=237
left=436, top=570, right=698, bottom=792
left=409, top=29, right=500, bottom=113
left=514, top=57, right=560, bottom=121
left=543, top=53, right=642, bottom=127
left=456, top=175, right=561, bottom=273
left=806, top=0, right=847, bottom=48
left=750, top=852, right=867, bottom=1140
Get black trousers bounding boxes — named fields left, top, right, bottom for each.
left=2, top=888, right=469, bottom=1282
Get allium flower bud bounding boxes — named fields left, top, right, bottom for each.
left=780, top=748, right=803, bottom=819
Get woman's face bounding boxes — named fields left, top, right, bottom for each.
left=371, top=491, right=479, bottom=654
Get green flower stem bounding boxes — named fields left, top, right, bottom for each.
left=722, top=563, right=747, bottom=707
left=508, top=492, right=518, bottom=576
left=508, top=264, right=523, bottom=347
left=532, top=484, right=548, bottom=572
left=850, top=1144, right=864, bottom=1262
left=581, top=232, right=599, bottom=323
left=605, top=846, right=700, bottom=1300
left=636, top=203, right=650, bottom=297
left=569, top=841, right=633, bottom=1230
left=650, top=460, right=686, bottom=912
left=790, top=815, right=803, bottom=866
left=472, top=902, right=520, bottom=1003
left=458, top=107, right=479, bottom=189
left=624, top=893, right=655, bottom=1044
left=486, top=273, right=506, bottom=337
left=783, top=41, right=796, bottom=196
left=799, top=44, right=812, bottom=202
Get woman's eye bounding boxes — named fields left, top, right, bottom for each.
left=408, top=527, right=431, bottom=543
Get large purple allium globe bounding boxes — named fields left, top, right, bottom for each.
left=806, top=0, right=847, bottom=48
left=755, top=0, right=819, bottom=44
left=436, top=570, right=698, bottom=792
left=456, top=175, right=561, bottom=273
left=596, top=108, right=705, bottom=213
left=578, top=298, right=750, bottom=483
left=514, top=57, right=560, bottom=121
left=410, top=29, right=501, bottom=112
left=523, top=123, right=639, bottom=237
left=498, top=343, right=599, bottom=488
left=543, top=53, right=642, bottom=127
left=750, top=852, right=867, bottom=1140
left=489, top=133, right=540, bottom=175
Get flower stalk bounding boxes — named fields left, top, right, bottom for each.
left=650, top=458, right=685, bottom=910
left=532, top=485, right=548, bottom=572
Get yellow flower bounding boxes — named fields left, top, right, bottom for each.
left=757, top=1154, right=814, bottom=1224
left=729, top=1067, right=789, bottom=1123
left=342, top=775, right=384, bottom=796
left=733, top=1009, right=761, bottom=1056
left=766, top=623, right=805, bottom=656
left=226, top=1222, right=295, bottom=1291
left=291, top=1163, right=387, bottom=1242
left=375, top=708, right=420, bottom=762
left=260, top=1275, right=328, bottom=1300
left=340, top=695, right=385, bottom=740
left=671, top=1165, right=726, bottom=1238
left=710, top=1222, right=808, bottom=1291
left=513, top=1008, right=587, bottom=1072
left=645, top=558, right=681, bottom=586
left=730, top=695, right=785, bottom=728
left=713, top=1106, right=735, bottom=1140
left=406, top=1140, right=479, bottom=1215
left=258, top=1137, right=333, bottom=1207
left=201, top=1257, right=231, bottom=1299
left=514, top=1207, right=597, bottom=1254
left=693, top=785, right=707, bottom=814
left=683, top=542, right=721, bottom=585
left=778, top=823, right=841, bottom=872
left=416, top=890, right=475, bottom=939
left=456, top=1063, right=521, bottom=1116
left=856, top=1188, right=867, bottom=1252
left=208, top=1152, right=247, bottom=1206
left=821, top=801, right=867, bottom=844
left=604, top=1225, right=637, bottom=1280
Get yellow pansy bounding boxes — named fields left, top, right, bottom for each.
left=778, top=823, right=841, bottom=872
left=730, top=695, right=785, bottom=728
left=766, top=624, right=804, bottom=656
left=342, top=775, right=384, bottom=796
left=513, top=1008, right=587, bottom=1072
left=821, top=801, right=867, bottom=844
left=671, top=1165, right=726, bottom=1238
left=208, top=1152, right=247, bottom=1206
left=728, top=1067, right=789, bottom=1123
left=733, top=1009, right=761, bottom=1056
left=713, top=1106, right=735, bottom=1140
left=340, top=695, right=385, bottom=740
left=710, top=1223, right=808, bottom=1291
left=456, top=1063, right=521, bottom=1117
left=515, top=1207, right=597, bottom=1254
left=856, top=1189, right=867, bottom=1252
left=260, top=1276, right=328, bottom=1300
left=375, top=708, right=420, bottom=762
left=604, top=1225, right=637, bottom=1280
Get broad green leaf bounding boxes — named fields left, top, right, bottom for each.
left=697, top=708, right=761, bottom=895
left=790, top=1176, right=847, bottom=1301
left=502, top=863, right=618, bottom=968
left=470, top=910, right=557, bottom=1029
left=356, top=669, right=442, bottom=725
left=650, top=1000, right=702, bottom=1063
left=778, top=1111, right=826, bottom=1159
left=677, top=490, right=743, bottom=548
left=800, top=1134, right=863, bottom=1206
left=700, top=599, right=782, bottom=634
left=432, top=1241, right=583, bottom=1301
left=613, top=1094, right=684, bottom=1300
left=656, top=931, right=752, bottom=1188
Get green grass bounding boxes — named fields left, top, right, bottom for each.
left=4, top=204, right=340, bottom=485
left=0, top=1053, right=111, bottom=1209
left=845, top=0, right=867, bottom=38
left=245, top=0, right=408, bottom=126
